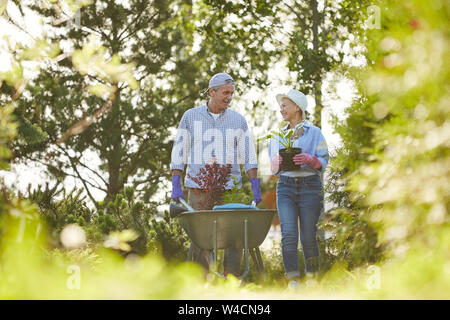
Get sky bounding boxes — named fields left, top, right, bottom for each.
left=0, top=1, right=359, bottom=212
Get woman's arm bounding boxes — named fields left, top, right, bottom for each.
left=314, top=131, right=329, bottom=171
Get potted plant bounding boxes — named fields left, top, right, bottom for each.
left=258, top=123, right=304, bottom=172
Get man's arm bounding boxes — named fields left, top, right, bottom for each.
left=172, top=169, right=183, bottom=176
left=170, top=113, right=190, bottom=202
left=246, top=168, right=257, bottom=179
left=170, top=112, right=190, bottom=172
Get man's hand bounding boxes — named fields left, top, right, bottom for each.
left=292, top=153, right=322, bottom=170
left=271, top=155, right=283, bottom=174
left=171, top=174, right=185, bottom=202
left=250, top=178, right=262, bottom=205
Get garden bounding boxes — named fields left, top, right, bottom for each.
left=0, top=0, right=449, bottom=300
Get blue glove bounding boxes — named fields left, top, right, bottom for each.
left=250, top=178, right=262, bottom=205
left=171, top=175, right=185, bottom=202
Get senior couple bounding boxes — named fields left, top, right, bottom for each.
left=170, top=72, right=328, bottom=288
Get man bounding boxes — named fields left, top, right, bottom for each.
left=170, top=72, right=262, bottom=276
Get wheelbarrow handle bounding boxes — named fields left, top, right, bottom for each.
left=179, top=198, right=195, bottom=212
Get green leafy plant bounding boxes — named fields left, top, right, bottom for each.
left=257, top=123, right=305, bottom=152
left=222, top=177, right=253, bottom=204
left=25, top=182, right=93, bottom=245
left=100, top=186, right=158, bottom=254
left=147, top=214, right=191, bottom=263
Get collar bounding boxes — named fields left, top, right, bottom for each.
left=203, top=104, right=227, bottom=117
left=282, top=121, right=310, bottom=132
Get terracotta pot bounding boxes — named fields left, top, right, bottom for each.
left=279, top=147, right=302, bottom=171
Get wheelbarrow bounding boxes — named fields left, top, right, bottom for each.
left=175, top=205, right=277, bottom=280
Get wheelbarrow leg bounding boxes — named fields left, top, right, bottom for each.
left=209, top=219, right=218, bottom=274
left=249, top=247, right=266, bottom=281
left=187, top=242, right=193, bottom=261
left=255, top=247, right=266, bottom=281
left=239, top=218, right=250, bottom=279
left=249, top=248, right=260, bottom=272
left=209, top=219, right=224, bottom=278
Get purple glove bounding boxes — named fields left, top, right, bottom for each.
left=250, top=178, right=262, bottom=205
left=171, top=175, right=185, bottom=202
left=293, top=153, right=322, bottom=170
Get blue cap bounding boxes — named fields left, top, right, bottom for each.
left=209, top=73, right=235, bottom=88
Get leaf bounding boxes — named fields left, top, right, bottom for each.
left=256, top=133, right=272, bottom=141
left=285, top=129, right=294, bottom=139
left=88, top=84, right=116, bottom=98
left=0, top=0, right=7, bottom=16
left=104, top=229, right=139, bottom=252
left=1, top=62, right=23, bottom=87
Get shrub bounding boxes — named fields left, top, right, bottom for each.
left=147, top=213, right=191, bottom=263
left=222, top=177, right=253, bottom=204
left=187, top=162, right=232, bottom=209
left=25, top=182, right=93, bottom=246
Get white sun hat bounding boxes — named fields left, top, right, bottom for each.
left=276, top=89, right=308, bottom=120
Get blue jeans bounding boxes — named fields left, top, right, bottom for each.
left=276, top=175, right=323, bottom=278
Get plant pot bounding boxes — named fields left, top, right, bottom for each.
left=279, top=148, right=302, bottom=171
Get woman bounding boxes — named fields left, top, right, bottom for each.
left=269, top=89, right=329, bottom=288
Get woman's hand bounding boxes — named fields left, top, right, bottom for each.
left=271, top=155, right=283, bottom=174
left=293, top=153, right=322, bottom=170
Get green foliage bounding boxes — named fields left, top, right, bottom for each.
left=11, top=0, right=281, bottom=207
left=0, top=104, right=17, bottom=170
left=320, top=209, right=384, bottom=269
left=259, top=128, right=294, bottom=151
left=25, top=182, right=93, bottom=244
left=325, top=0, right=450, bottom=291
left=147, top=214, right=191, bottom=263
left=322, top=145, right=385, bottom=269
left=100, top=186, right=157, bottom=254
left=24, top=180, right=193, bottom=261
left=0, top=196, right=207, bottom=299
left=222, top=177, right=253, bottom=204
left=257, top=122, right=305, bottom=152
left=1, top=0, right=449, bottom=299
left=248, top=242, right=285, bottom=285
left=274, top=0, right=373, bottom=126
left=245, top=239, right=337, bottom=286
left=349, top=0, right=450, bottom=256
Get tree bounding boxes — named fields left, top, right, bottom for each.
left=10, top=0, right=279, bottom=207
left=274, top=0, right=372, bottom=128
left=324, top=0, right=450, bottom=273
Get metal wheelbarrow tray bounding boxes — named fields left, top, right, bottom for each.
left=177, top=209, right=277, bottom=279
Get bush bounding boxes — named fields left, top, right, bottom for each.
left=25, top=182, right=93, bottom=244
left=319, top=208, right=384, bottom=269
left=147, top=213, right=191, bottom=263
left=23, top=183, right=193, bottom=260
left=99, top=186, right=157, bottom=254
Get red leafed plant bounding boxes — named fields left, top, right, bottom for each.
left=187, top=162, right=232, bottom=210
